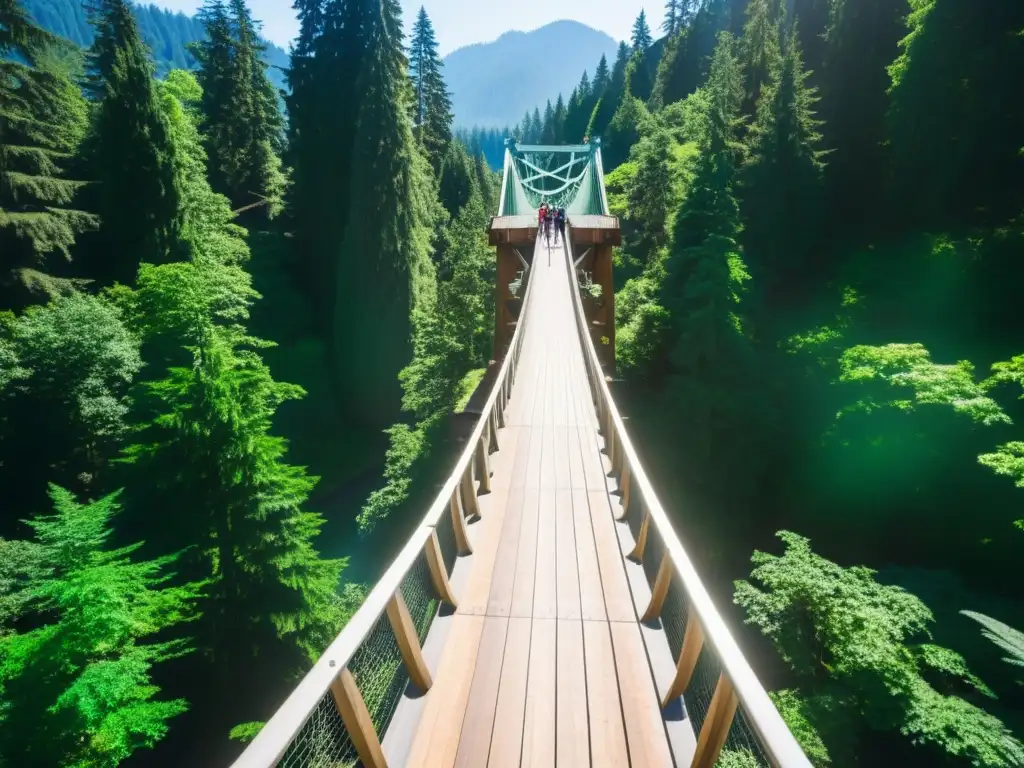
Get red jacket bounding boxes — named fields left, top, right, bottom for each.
left=538, top=207, right=547, bottom=223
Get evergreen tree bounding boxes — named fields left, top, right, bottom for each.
left=741, top=24, right=826, bottom=323
left=332, top=0, right=441, bottom=427
left=591, top=41, right=631, bottom=138
left=285, top=0, right=368, bottom=336
left=541, top=99, right=556, bottom=143
left=193, top=0, right=284, bottom=219
left=593, top=54, right=611, bottom=92
left=632, top=9, right=654, bottom=51
left=0, top=485, right=201, bottom=766
left=651, top=32, right=760, bottom=513
left=0, top=3, right=97, bottom=308
left=474, top=150, right=496, bottom=214
left=553, top=94, right=567, bottom=142
left=627, top=127, right=679, bottom=260
left=409, top=6, right=452, bottom=172
left=82, top=0, right=185, bottom=286
left=739, top=0, right=783, bottom=117
left=659, top=0, right=732, bottom=105
left=628, top=48, right=654, bottom=104
left=119, top=260, right=345, bottom=737
left=664, top=0, right=682, bottom=35
left=438, top=139, right=478, bottom=216
left=530, top=106, right=542, bottom=142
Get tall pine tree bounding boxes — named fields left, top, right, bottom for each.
left=82, top=0, right=185, bottom=285
left=0, top=2, right=96, bottom=308
left=632, top=9, right=654, bottom=51
left=332, top=0, right=441, bottom=427
left=739, top=0, right=783, bottom=117
left=741, top=23, right=826, bottom=326
left=409, top=6, right=452, bottom=172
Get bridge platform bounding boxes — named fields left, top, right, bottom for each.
left=381, top=239, right=692, bottom=767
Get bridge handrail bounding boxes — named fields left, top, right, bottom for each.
left=232, top=247, right=538, bottom=768
left=563, top=222, right=811, bottom=767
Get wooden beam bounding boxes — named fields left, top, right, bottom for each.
left=386, top=591, right=432, bottom=691
left=475, top=433, right=492, bottom=494
left=450, top=489, right=473, bottom=556
left=424, top=529, right=458, bottom=608
left=641, top=551, right=673, bottom=622
left=489, top=410, right=500, bottom=452
left=617, top=462, right=631, bottom=520
left=691, top=673, right=739, bottom=768
left=329, top=668, right=387, bottom=768
left=629, top=507, right=650, bottom=561
left=460, top=468, right=480, bottom=519
left=662, top=614, right=705, bottom=707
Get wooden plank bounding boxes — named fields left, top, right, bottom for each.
left=521, top=618, right=556, bottom=767
left=457, top=488, right=510, bottom=616
left=583, top=620, right=629, bottom=767
left=508, top=426, right=533, bottom=490
left=579, top=425, right=607, bottom=491
left=484, top=488, right=526, bottom=618
left=487, top=617, right=533, bottom=767
left=488, top=426, right=522, bottom=490
left=609, top=621, right=675, bottom=767
left=510, top=489, right=540, bottom=618
left=572, top=488, right=606, bottom=621
left=556, top=619, right=590, bottom=766
left=588, top=491, right=636, bottom=622
left=454, top=617, right=509, bottom=768
left=554, top=427, right=572, bottom=489
left=525, top=390, right=545, bottom=489
left=566, top=422, right=586, bottom=489
left=532, top=488, right=557, bottom=619
left=405, top=614, right=486, bottom=767
left=555, top=489, right=581, bottom=620
left=540, top=427, right=556, bottom=490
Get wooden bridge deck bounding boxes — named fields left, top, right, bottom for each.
left=382, top=239, right=689, bottom=767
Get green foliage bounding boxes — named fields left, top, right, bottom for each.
left=0, top=485, right=201, bottom=767
left=193, top=0, right=285, bottom=218
left=409, top=7, right=453, bottom=173
left=0, top=1, right=97, bottom=307
left=82, top=0, right=185, bottom=286
left=715, top=748, right=762, bottom=768
left=736, top=532, right=1024, bottom=766
left=962, top=611, right=1024, bottom=671
left=768, top=689, right=835, bottom=766
left=838, top=344, right=1010, bottom=427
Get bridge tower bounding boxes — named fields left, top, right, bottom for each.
left=488, top=139, right=621, bottom=370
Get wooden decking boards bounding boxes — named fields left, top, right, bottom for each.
left=390, top=239, right=678, bottom=767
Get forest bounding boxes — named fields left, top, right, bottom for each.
left=1, top=0, right=1023, bottom=765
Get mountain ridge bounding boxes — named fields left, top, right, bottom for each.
left=443, top=20, right=618, bottom=129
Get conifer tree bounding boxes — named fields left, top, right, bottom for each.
left=409, top=6, right=452, bottom=172
left=530, top=106, right=542, bottom=142
left=0, top=2, right=97, bottom=308
left=438, top=139, right=478, bottom=216
left=739, top=0, right=783, bottom=117
left=541, top=99, right=556, bottom=143
left=664, top=0, right=682, bottom=35
left=593, top=54, right=611, bottom=92
left=632, top=9, right=654, bottom=51
left=591, top=41, right=631, bottom=138
left=628, top=48, right=654, bottom=103
left=332, top=0, right=441, bottom=427
left=659, top=0, right=732, bottom=105
left=0, top=485, right=201, bottom=766
left=83, top=0, right=185, bottom=286
left=285, top=0, right=369, bottom=335
left=193, top=0, right=284, bottom=219
left=553, top=94, right=567, bottom=142
left=741, top=24, right=826, bottom=321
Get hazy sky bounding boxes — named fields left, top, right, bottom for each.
left=148, top=0, right=658, bottom=56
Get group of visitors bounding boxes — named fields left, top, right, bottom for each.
left=538, top=202, right=566, bottom=246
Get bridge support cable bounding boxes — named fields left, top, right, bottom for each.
left=230, top=239, right=539, bottom=768
left=562, top=221, right=811, bottom=768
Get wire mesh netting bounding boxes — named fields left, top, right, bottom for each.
left=401, top=551, right=440, bottom=646
left=278, top=579, right=438, bottom=768
left=434, top=499, right=459, bottom=576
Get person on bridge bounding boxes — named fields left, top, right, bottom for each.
left=546, top=204, right=557, bottom=246
left=556, top=207, right=566, bottom=243
left=538, top=202, right=549, bottom=244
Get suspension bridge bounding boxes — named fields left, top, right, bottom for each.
left=232, top=140, right=810, bottom=768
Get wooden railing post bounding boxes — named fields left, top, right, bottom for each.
left=386, top=591, right=432, bottom=691
left=460, top=468, right=480, bottom=519
left=475, top=433, right=491, bottom=493
left=450, top=490, right=473, bottom=555
left=629, top=506, right=650, bottom=561
left=489, top=410, right=500, bottom=452
left=691, top=673, right=739, bottom=768
left=424, top=529, right=457, bottom=607
left=662, top=614, right=705, bottom=707
left=616, top=462, right=631, bottom=521
left=329, top=668, right=387, bottom=768
left=642, top=551, right=673, bottom=622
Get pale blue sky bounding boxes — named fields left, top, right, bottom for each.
left=149, top=0, right=658, bottom=56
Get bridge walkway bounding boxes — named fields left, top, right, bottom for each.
left=383, top=238, right=682, bottom=766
